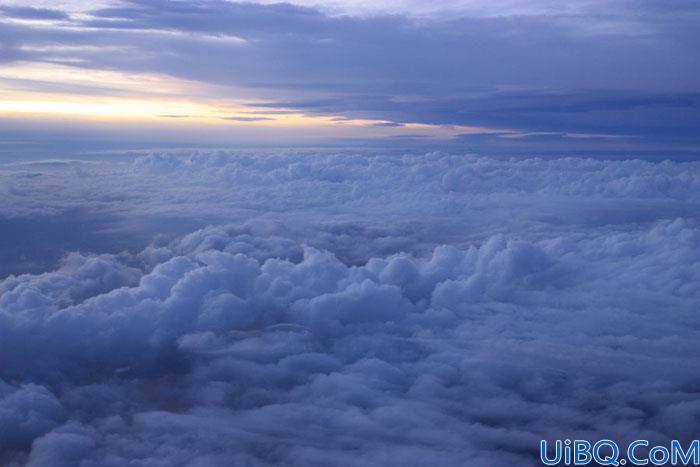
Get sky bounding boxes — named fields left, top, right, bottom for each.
left=1, top=2, right=700, bottom=466
left=1, top=0, right=699, bottom=157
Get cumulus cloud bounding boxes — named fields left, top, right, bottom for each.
left=0, top=151, right=698, bottom=465
left=1, top=151, right=699, bottom=276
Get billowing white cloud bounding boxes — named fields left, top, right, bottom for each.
left=0, top=152, right=698, bottom=465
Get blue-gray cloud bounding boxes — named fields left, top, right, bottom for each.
left=0, top=5, right=69, bottom=20
left=1, top=151, right=699, bottom=465
left=1, top=0, right=699, bottom=154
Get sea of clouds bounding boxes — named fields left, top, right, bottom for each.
left=0, top=151, right=699, bottom=466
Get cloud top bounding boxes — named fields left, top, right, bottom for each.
left=0, top=152, right=699, bottom=465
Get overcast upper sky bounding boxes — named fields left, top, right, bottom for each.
left=1, top=0, right=699, bottom=157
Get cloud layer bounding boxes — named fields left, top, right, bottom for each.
left=0, top=152, right=698, bottom=465
left=1, top=0, right=699, bottom=154
left=1, top=151, right=699, bottom=274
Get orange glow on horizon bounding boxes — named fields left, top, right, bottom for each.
left=0, top=61, right=505, bottom=138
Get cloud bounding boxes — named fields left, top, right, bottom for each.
left=2, top=151, right=699, bottom=272
left=372, top=121, right=404, bottom=127
left=0, top=151, right=698, bottom=465
left=0, top=382, right=65, bottom=455
left=0, top=6, right=69, bottom=20
left=0, top=217, right=698, bottom=465
left=1, top=0, right=699, bottom=153
left=251, top=90, right=700, bottom=145
left=220, top=116, right=274, bottom=122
